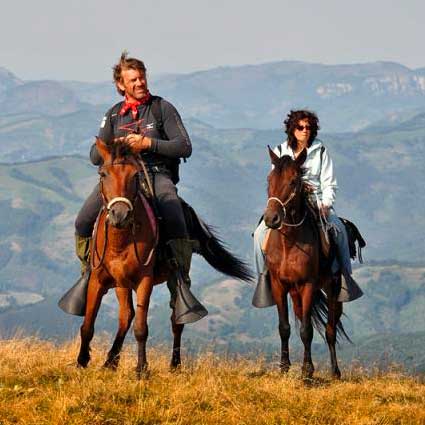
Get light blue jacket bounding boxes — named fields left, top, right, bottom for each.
left=273, top=139, right=337, bottom=208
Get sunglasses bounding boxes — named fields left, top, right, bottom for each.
left=295, top=125, right=311, bottom=131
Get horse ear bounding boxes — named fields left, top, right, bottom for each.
left=95, top=137, right=110, bottom=161
left=268, top=145, right=280, bottom=167
left=295, top=148, right=307, bottom=167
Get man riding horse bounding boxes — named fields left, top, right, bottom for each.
left=73, top=51, right=196, bottom=311
left=253, top=110, right=363, bottom=306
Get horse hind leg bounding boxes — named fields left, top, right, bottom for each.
left=325, top=277, right=343, bottom=379
left=170, top=309, right=184, bottom=370
left=77, top=275, right=106, bottom=368
left=104, top=286, right=135, bottom=370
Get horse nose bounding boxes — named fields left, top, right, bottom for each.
left=270, top=213, right=281, bottom=228
left=109, top=205, right=130, bottom=226
left=265, top=212, right=281, bottom=229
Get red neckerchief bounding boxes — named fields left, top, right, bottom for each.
left=119, top=91, right=151, bottom=119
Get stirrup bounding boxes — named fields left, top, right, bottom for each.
left=252, top=271, right=276, bottom=308
left=58, top=267, right=90, bottom=316
left=337, top=272, right=363, bottom=303
left=174, top=271, right=208, bottom=324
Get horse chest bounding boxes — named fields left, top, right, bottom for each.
left=278, top=243, right=316, bottom=283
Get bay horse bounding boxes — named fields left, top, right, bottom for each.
left=77, top=138, right=252, bottom=376
left=263, top=147, right=348, bottom=379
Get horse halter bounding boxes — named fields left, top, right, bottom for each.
left=92, top=158, right=156, bottom=271
left=267, top=182, right=307, bottom=229
left=99, top=160, right=140, bottom=214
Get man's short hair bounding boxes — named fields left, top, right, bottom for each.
left=113, top=51, right=147, bottom=96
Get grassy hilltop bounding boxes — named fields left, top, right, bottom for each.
left=0, top=338, right=424, bottom=425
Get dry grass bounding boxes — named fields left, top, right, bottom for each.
left=0, top=338, right=424, bottom=425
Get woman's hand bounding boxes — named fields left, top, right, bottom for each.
left=123, top=133, right=152, bottom=153
left=320, top=205, right=330, bottom=218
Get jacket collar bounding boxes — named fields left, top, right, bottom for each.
left=280, top=138, right=323, bottom=156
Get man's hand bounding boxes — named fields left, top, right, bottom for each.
left=124, top=134, right=152, bottom=153
left=320, top=205, right=330, bottom=218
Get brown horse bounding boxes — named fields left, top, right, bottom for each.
left=77, top=138, right=252, bottom=376
left=263, top=147, right=348, bottom=379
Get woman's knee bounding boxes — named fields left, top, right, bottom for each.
left=253, top=220, right=267, bottom=248
left=328, top=214, right=348, bottom=244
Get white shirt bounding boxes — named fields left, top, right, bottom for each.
left=273, top=139, right=338, bottom=208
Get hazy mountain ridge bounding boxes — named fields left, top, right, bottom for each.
left=3, top=61, right=425, bottom=131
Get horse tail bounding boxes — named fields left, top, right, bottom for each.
left=311, top=290, right=351, bottom=343
left=185, top=203, right=253, bottom=282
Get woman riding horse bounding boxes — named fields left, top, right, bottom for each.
left=253, top=110, right=363, bottom=306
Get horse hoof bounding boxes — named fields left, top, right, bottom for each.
left=280, top=363, right=291, bottom=374
left=170, top=362, right=181, bottom=373
left=77, top=355, right=90, bottom=368
left=136, top=366, right=150, bottom=380
left=332, top=369, right=341, bottom=380
left=301, top=365, right=314, bottom=380
left=103, top=356, right=120, bottom=370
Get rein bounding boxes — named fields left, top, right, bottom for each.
left=267, top=185, right=307, bottom=229
left=93, top=157, right=157, bottom=270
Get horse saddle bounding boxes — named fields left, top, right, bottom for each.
left=306, top=202, right=366, bottom=264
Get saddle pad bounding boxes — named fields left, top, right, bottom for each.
left=138, top=191, right=157, bottom=238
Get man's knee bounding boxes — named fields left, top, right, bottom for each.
left=75, top=214, right=94, bottom=238
left=155, top=178, right=178, bottom=204
left=75, top=185, right=102, bottom=238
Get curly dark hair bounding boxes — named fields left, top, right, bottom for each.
left=284, top=110, right=320, bottom=150
left=113, top=51, right=147, bottom=96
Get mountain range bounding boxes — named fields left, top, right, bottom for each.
left=3, top=61, right=425, bottom=132
left=0, top=60, right=423, bottom=370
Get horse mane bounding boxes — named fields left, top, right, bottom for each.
left=109, top=142, right=135, bottom=162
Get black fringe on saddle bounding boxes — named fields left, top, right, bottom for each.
left=182, top=200, right=254, bottom=283
left=310, top=290, right=351, bottom=343
left=339, top=218, right=366, bottom=263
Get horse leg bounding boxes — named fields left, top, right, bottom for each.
left=326, top=278, right=343, bottom=379
left=77, top=274, right=106, bottom=368
left=170, top=308, right=184, bottom=370
left=104, top=287, right=135, bottom=370
left=271, top=278, right=291, bottom=373
left=300, top=283, right=315, bottom=379
left=134, top=274, right=153, bottom=378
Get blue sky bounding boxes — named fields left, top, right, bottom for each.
left=1, top=0, right=424, bottom=81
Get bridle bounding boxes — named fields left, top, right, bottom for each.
left=266, top=181, right=307, bottom=229
left=91, top=158, right=156, bottom=270
left=99, top=159, right=140, bottom=214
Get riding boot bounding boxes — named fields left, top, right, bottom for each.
left=337, top=269, right=363, bottom=303
left=252, top=265, right=276, bottom=308
left=58, top=235, right=91, bottom=316
left=166, top=238, right=208, bottom=324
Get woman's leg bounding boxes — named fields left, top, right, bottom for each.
left=253, top=219, right=268, bottom=276
left=327, top=211, right=363, bottom=302
left=252, top=220, right=275, bottom=307
left=326, top=212, right=352, bottom=274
